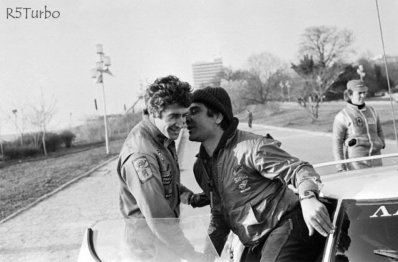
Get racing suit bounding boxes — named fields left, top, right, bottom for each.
left=193, top=118, right=323, bottom=255
left=332, top=102, right=385, bottom=171
left=117, top=115, right=196, bottom=260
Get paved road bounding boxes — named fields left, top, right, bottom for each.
left=0, top=160, right=122, bottom=262
left=1, top=123, right=396, bottom=261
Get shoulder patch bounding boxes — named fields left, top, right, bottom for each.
left=132, top=157, right=153, bottom=183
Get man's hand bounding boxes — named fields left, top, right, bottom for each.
left=300, top=198, right=335, bottom=237
left=190, top=193, right=210, bottom=208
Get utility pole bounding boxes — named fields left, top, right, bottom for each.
left=91, top=44, right=112, bottom=154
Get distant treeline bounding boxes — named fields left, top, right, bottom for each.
left=0, top=112, right=142, bottom=161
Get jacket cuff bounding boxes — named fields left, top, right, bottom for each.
left=298, top=180, right=320, bottom=197
left=182, top=191, right=193, bottom=205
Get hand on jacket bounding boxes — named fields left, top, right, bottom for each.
left=190, top=192, right=210, bottom=208
left=300, top=198, right=335, bottom=237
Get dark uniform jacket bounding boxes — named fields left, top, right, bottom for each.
left=193, top=119, right=322, bottom=252
left=117, top=115, right=193, bottom=219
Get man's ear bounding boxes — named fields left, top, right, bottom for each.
left=215, top=113, right=224, bottom=125
left=149, top=110, right=161, bottom=119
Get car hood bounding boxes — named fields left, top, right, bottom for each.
left=321, top=165, right=398, bottom=200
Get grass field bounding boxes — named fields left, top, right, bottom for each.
left=0, top=139, right=124, bottom=221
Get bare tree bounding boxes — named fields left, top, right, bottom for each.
left=248, top=52, right=287, bottom=79
left=28, top=91, right=57, bottom=156
left=0, top=103, right=29, bottom=146
left=220, top=78, right=249, bottom=112
left=299, top=26, right=354, bottom=67
left=218, top=53, right=288, bottom=108
left=293, top=26, right=354, bottom=120
left=245, top=52, right=288, bottom=103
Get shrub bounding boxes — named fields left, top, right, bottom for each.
left=8, top=136, right=23, bottom=147
left=4, top=146, right=41, bottom=159
left=73, top=112, right=143, bottom=143
left=40, top=132, right=62, bottom=153
left=59, top=130, right=76, bottom=148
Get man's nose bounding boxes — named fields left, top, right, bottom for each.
left=176, top=115, right=185, bottom=127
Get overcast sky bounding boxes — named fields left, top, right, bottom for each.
left=1, top=0, right=397, bottom=135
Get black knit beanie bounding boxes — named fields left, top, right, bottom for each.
left=192, top=87, right=233, bottom=122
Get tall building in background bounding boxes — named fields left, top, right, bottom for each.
left=192, top=58, right=223, bottom=89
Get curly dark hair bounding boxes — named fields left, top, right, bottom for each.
left=144, top=75, right=192, bottom=117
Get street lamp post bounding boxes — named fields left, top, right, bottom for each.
left=12, top=109, right=23, bottom=146
left=91, top=44, right=112, bottom=154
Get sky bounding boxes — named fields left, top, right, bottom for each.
left=0, top=0, right=397, bottom=135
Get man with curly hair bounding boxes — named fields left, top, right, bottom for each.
left=116, top=75, right=209, bottom=261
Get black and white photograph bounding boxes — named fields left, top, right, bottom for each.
left=1, top=0, right=398, bottom=261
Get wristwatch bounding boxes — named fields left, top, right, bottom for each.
left=299, top=191, right=317, bottom=202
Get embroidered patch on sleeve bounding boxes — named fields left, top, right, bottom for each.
left=132, top=157, right=153, bottom=183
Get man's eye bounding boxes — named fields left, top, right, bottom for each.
left=190, top=108, right=199, bottom=114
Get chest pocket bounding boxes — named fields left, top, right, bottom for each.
left=367, top=118, right=376, bottom=125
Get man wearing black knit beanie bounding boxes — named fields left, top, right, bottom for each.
left=186, top=86, right=334, bottom=262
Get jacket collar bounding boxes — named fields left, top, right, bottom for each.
left=198, top=117, right=239, bottom=159
left=347, top=101, right=366, bottom=110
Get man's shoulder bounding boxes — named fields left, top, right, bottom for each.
left=334, top=106, right=355, bottom=123
left=231, top=129, right=280, bottom=150
left=235, top=129, right=271, bottom=143
left=119, top=123, right=158, bottom=165
left=125, top=122, right=156, bottom=146
left=365, top=104, right=377, bottom=113
left=334, top=109, right=346, bottom=122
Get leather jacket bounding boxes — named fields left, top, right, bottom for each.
left=193, top=119, right=322, bottom=250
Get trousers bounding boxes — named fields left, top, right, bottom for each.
left=242, top=204, right=326, bottom=262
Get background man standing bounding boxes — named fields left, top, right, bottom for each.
left=186, top=86, right=334, bottom=262
left=247, top=110, right=253, bottom=128
left=333, top=79, right=385, bottom=171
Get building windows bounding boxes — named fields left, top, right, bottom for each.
left=192, top=58, right=223, bottom=89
